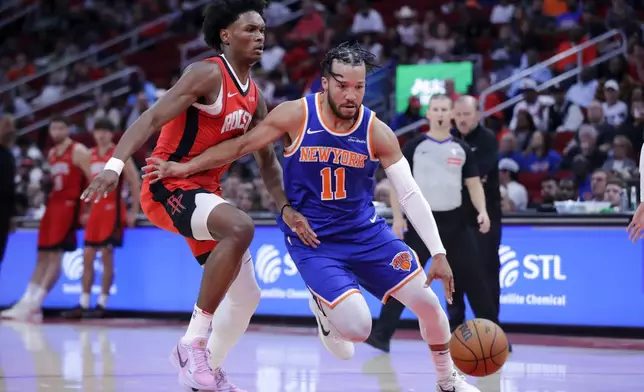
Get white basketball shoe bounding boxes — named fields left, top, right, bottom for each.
left=308, top=296, right=354, bottom=360
left=0, top=300, right=42, bottom=322
left=436, top=370, right=481, bottom=392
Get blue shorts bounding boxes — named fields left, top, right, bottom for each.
left=285, top=227, right=423, bottom=308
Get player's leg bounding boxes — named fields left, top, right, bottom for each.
left=0, top=251, right=49, bottom=320
left=60, top=246, right=98, bottom=319
left=391, top=273, right=480, bottom=392
left=367, top=226, right=432, bottom=352
left=286, top=235, right=360, bottom=359
left=97, top=246, right=114, bottom=311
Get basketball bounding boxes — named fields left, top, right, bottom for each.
left=449, top=318, right=509, bottom=377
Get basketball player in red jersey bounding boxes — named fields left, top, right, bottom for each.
left=61, top=118, right=141, bottom=319
left=1, top=116, right=91, bottom=322
left=81, top=1, right=315, bottom=390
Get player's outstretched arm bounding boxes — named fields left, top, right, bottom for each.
left=82, top=62, right=221, bottom=202
left=372, top=118, right=454, bottom=301
left=143, top=99, right=300, bottom=181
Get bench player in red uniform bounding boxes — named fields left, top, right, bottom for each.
left=81, top=1, right=316, bottom=390
left=1, top=116, right=91, bottom=322
left=61, top=118, right=141, bottom=319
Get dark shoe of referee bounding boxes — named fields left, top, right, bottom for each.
left=366, top=95, right=499, bottom=353
left=451, top=96, right=503, bottom=326
left=0, top=115, right=16, bottom=268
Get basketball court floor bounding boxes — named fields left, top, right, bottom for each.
left=1, top=320, right=643, bottom=391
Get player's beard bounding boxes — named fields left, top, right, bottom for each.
left=327, top=93, right=358, bottom=121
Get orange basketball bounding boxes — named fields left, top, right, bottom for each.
left=449, top=318, right=509, bottom=377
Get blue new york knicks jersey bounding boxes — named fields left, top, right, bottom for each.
left=277, top=93, right=386, bottom=241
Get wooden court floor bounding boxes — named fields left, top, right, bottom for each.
left=1, top=320, right=643, bottom=391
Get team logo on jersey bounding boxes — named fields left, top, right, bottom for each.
left=221, top=109, right=253, bottom=134
left=390, top=251, right=413, bottom=272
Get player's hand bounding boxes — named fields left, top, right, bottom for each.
left=126, top=213, right=137, bottom=228
left=627, top=203, right=644, bottom=242
left=477, top=212, right=490, bottom=234
left=282, top=206, right=320, bottom=248
left=426, top=254, right=455, bottom=304
left=81, top=170, right=120, bottom=203
left=141, top=157, right=190, bottom=183
left=392, top=218, right=407, bottom=239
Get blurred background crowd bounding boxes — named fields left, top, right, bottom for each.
left=1, top=0, right=643, bottom=219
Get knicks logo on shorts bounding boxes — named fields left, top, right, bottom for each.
left=390, top=251, right=413, bottom=272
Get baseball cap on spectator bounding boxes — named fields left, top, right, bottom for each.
left=604, top=79, right=619, bottom=92
left=395, top=6, right=417, bottom=19
left=498, top=158, right=520, bottom=173
left=520, top=78, right=538, bottom=91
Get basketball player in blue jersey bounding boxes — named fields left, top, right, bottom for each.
left=143, top=42, right=480, bottom=392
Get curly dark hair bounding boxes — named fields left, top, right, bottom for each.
left=202, top=0, right=267, bottom=50
left=320, top=41, right=379, bottom=78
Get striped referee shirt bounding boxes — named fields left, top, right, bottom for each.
left=403, top=133, right=479, bottom=211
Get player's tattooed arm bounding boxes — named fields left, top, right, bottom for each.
left=251, top=91, right=288, bottom=211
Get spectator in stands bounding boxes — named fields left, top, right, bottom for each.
left=6, top=53, right=36, bottom=82
left=542, top=0, right=569, bottom=18
left=553, top=27, right=597, bottom=74
left=602, top=135, right=637, bottom=179
left=0, top=92, right=30, bottom=118
left=259, top=32, right=285, bottom=73
left=507, top=50, right=553, bottom=98
left=490, top=0, right=515, bottom=25
left=566, top=67, right=599, bottom=108
left=286, top=0, right=325, bottom=43
left=499, top=132, right=523, bottom=162
left=532, top=176, right=559, bottom=212
left=394, top=6, right=420, bottom=48
left=424, top=21, right=456, bottom=59
left=521, top=130, right=562, bottom=174
left=563, top=124, right=607, bottom=171
left=605, top=56, right=630, bottom=87
left=543, top=83, right=584, bottom=133
left=618, top=98, right=644, bottom=152
left=123, top=91, right=150, bottom=129
left=513, top=110, right=538, bottom=152
left=606, top=0, right=637, bottom=34
left=628, top=40, right=644, bottom=84
left=554, top=0, right=582, bottom=30
left=360, top=34, right=384, bottom=63
left=581, top=3, right=607, bottom=38
left=264, top=0, right=294, bottom=27
left=509, top=78, right=551, bottom=131
left=603, top=177, right=625, bottom=211
left=390, top=96, right=422, bottom=132
left=351, top=0, right=385, bottom=35
left=476, top=74, right=503, bottom=125
left=558, top=176, right=578, bottom=201
left=32, top=73, right=66, bottom=107
left=86, top=93, right=122, bottom=131
left=492, top=24, right=521, bottom=64
left=571, top=154, right=593, bottom=200
left=585, top=100, right=617, bottom=152
left=589, top=169, right=608, bottom=201
left=602, top=80, right=629, bottom=127
left=374, top=180, right=391, bottom=206
left=498, top=158, right=528, bottom=211
left=421, top=10, right=439, bottom=43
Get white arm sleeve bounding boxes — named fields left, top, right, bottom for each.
left=640, top=145, right=644, bottom=202
left=385, top=157, right=447, bottom=256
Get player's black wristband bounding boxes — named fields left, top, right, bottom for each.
left=280, top=204, right=292, bottom=217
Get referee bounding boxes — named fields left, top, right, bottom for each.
left=0, top=115, right=16, bottom=267
left=451, top=96, right=503, bottom=326
left=366, top=95, right=499, bottom=353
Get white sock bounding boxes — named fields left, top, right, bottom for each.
left=182, top=304, right=213, bottom=343
left=97, top=294, right=108, bottom=308
left=22, top=283, right=38, bottom=302
left=79, top=293, right=90, bottom=308
left=31, top=286, right=47, bottom=308
left=432, top=349, right=456, bottom=385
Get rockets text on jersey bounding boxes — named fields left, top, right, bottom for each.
left=148, top=55, right=259, bottom=193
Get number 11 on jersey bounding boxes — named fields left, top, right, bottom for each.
left=320, top=167, right=346, bottom=201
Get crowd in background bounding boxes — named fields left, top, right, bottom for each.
left=2, top=0, right=644, bottom=218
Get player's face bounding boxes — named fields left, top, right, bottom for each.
left=225, top=11, right=265, bottom=64
left=49, top=121, right=70, bottom=144
left=92, top=129, right=113, bottom=147
left=426, top=97, right=453, bottom=130
left=322, top=61, right=366, bottom=121
left=453, top=102, right=479, bottom=134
